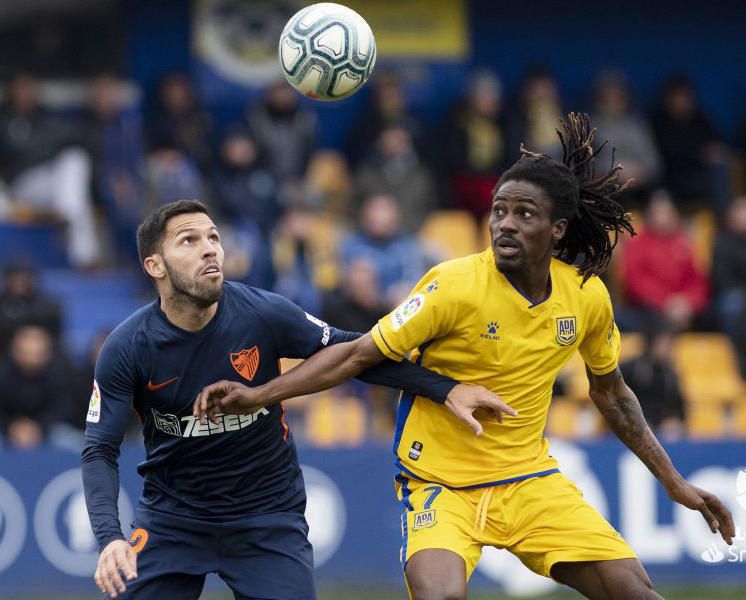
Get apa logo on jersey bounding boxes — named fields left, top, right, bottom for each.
left=412, top=509, right=437, bottom=531
left=555, top=316, right=577, bottom=346
left=231, top=346, right=260, bottom=381
left=391, top=294, right=425, bottom=331
left=86, top=380, right=101, bottom=423
left=151, top=408, right=270, bottom=438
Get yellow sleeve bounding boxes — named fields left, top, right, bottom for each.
left=578, top=280, right=621, bottom=375
left=370, top=267, right=459, bottom=361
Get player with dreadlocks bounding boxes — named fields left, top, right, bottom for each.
left=193, top=113, right=734, bottom=599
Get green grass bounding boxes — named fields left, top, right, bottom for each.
left=23, top=586, right=746, bottom=600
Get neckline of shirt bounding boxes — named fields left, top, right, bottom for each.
left=153, top=285, right=227, bottom=338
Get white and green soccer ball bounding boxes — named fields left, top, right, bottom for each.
left=278, top=2, right=376, bottom=101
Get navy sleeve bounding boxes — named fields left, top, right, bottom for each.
left=263, top=292, right=457, bottom=403
left=81, top=438, right=126, bottom=551
left=81, top=332, right=137, bottom=551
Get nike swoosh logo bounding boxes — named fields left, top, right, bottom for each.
left=147, top=377, right=179, bottom=391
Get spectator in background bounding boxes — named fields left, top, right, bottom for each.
left=0, top=73, right=98, bottom=268
left=321, top=259, right=389, bottom=333
left=591, top=70, right=662, bottom=202
left=621, top=190, right=709, bottom=330
left=506, top=67, right=564, bottom=161
left=340, top=194, right=427, bottom=306
left=444, top=68, right=508, bottom=220
left=272, top=207, right=326, bottom=315
left=0, top=262, right=61, bottom=355
left=213, top=127, right=279, bottom=238
left=84, top=74, right=144, bottom=265
left=144, top=73, right=207, bottom=206
left=246, top=80, right=317, bottom=185
left=711, top=196, right=746, bottom=376
left=147, top=72, right=213, bottom=172
left=345, top=71, right=427, bottom=167
left=355, top=124, right=438, bottom=233
left=620, top=323, right=686, bottom=441
left=651, top=75, right=730, bottom=213
left=0, top=325, right=70, bottom=448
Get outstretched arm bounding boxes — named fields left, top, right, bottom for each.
left=194, top=333, right=516, bottom=435
left=587, top=366, right=735, bottom=544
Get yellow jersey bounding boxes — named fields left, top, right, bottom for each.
left=371, top=249, right=620, bottom=488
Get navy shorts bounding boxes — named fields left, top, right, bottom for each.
left=111, top=507, right=315, bottom=600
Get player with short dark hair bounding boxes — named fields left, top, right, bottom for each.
left=195, top=115, right=735, bottom=600
left=81, top=199, right=509, bottom=599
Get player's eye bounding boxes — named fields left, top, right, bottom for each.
left=181, top=237, right=193, bottom=245
left=522, top=210, right=533, bottom=219
left=210, top=234, right=220, bottom=242
left=493, top=206, right=505, bottom=216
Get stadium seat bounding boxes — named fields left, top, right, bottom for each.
left=419, top=210, right=480, bottom=260
left=673, top=333, right=746, bottom=439
left=0, top=222, right=69, bottom=268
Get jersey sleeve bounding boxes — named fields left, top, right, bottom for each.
left=371, top=266, right=460, bottom=361
left=260, top=291, right=338, bottom=358
left=578, top=280, right=621, bottom=376
left=84, top=332, right=137, bottom=444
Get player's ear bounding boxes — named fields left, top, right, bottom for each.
left=143, top=254, right=166, bottom=280
left=552, top=218, right=568, bottom=243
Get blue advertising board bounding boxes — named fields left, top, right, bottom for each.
left=0, top=439, right=745, bottom=596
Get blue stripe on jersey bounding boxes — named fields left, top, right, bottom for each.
left=394, top=457, right=560, bottom=490
left=391, top=340, right=434, bottom=455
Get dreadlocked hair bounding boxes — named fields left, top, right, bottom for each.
left=499, top=112, right=635, bottom=283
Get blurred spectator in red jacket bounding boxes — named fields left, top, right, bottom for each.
left=444, top=68, right=508, bottom=220
left=711, top=196, right=746, bottom=376
left=621, top=190, right=709, bottom=330
left=651, top=75, right=731, bottom=213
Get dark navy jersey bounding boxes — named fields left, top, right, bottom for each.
left=82, top=282, right=458, bottom=549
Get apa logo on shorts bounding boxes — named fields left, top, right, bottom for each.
left=412, top=509, right=437, bottom=531
left=391, top=294, right=425, bottom=331
left=555, top=316, right=577, bottom=346
left=86, top=380, right=101, bottom=423
left=231, top=346, right=260, bottom=381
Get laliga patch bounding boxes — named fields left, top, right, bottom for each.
left=86, top=380, right=101, bottom=423
left=409, top=441, right=423, bottom=461
left=390, top=294, right=425, bottom=331
left=555, top=316, right=577, bottom=346
left=412, top=509, right=437, bottom=531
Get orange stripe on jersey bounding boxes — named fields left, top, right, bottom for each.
left=280, top=401, right=290, bottom=441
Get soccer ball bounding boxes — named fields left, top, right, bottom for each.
left=278, top=3, right=376, bottom=101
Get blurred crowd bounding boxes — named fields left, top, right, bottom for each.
left=1, top=66, right=745, bottom=449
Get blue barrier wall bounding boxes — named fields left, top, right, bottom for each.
left=0, top=439, right=745, bottom=596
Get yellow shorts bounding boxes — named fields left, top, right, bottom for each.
left=396, top=472, right=636, bottom=581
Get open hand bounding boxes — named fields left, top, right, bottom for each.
left=193, top=380, right=262, bottom=424
left=95, top=539, right=137, bottom=598
left=667, top=480, right=735, bottom=545
left=444, top=383, right=517, bottom=436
